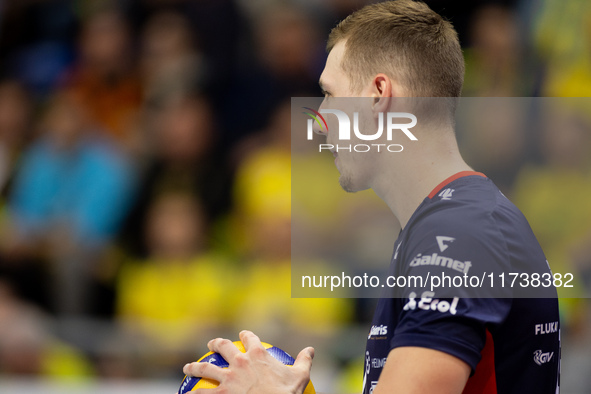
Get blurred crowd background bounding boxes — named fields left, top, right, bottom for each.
left=0, top=0, right=590, bottom=393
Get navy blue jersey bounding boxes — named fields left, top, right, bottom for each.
left=364, top=171, right=560, bottom=394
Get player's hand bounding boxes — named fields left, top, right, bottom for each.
left=182, top=330, right=314, bottom=394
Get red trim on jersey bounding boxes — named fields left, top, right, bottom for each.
left=428, top=171, right=487, bottom=199
left=463, top=330, right=498, bottom=394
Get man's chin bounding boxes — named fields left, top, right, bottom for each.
left=339, top=175, right=367, bottom=193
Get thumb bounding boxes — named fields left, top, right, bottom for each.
left=294, top=346, right=315, bottom=372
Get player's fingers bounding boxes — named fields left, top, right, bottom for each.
left=239, top=330, right=264, bottom=352
left=183, top=361, right=226, bottom=382
left=293, top=346, right=315, bottom=373
left=208, top=337, right=240, bottom=359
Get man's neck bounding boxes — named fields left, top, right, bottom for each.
left=371, top=132, right=472, bottom=229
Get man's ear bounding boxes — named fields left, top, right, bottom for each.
left=372, top=73, right=393, bottom=114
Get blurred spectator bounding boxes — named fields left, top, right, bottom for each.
left=254, top=4, right=323, bottom=94
left=423, top=1, right=520, bottom=46
left=463, top=5, right=534, bottom=96
left=455, top=98, right=530, bottom=194
left=61, top=6, right=142, bottom=148
left=0, top=1, right=76, bottom=97
left=122, top=93, right=232, bottom=258
left=230, top=100, right=352, bottom=338
left=180, top=0, right=243, bottom=88
left=223, top=3, right=324, bottom=145
left=0, top=279, right=47, bottom=375
left=0, top=279, right=93, bottom=378
left=140, top=10, right=206, bottom=107
left=532, top=0, right=591, bottom=96
left=1, top=90, right=136, bottom=316
left=132, top=0, right=245, bottom=145
left=116, top=191, right=234, bottom=373
left=0, top=80, right=32, bottom=196
left=230, top=100, right=291, bottom=236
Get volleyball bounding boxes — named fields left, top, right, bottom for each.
left=178, top=341, right=315, bottom=393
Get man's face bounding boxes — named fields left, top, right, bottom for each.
left=317, top=40, right=375, bottom=192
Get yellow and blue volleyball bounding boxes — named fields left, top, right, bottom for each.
left=178, top=341, right=315, bottom=393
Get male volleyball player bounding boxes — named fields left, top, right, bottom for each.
left=181, top=1, right=560, bottom=393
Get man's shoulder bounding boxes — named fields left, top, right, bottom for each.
left=398, top=175, right=549, bottom=292
left=410, top=182, right=497, bottom=239
left=411, top=175, right=527, bottom=237
left=401, top=176, right=537, bottom=268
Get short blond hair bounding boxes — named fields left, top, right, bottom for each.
left=327, top=0, right=464, bottom=98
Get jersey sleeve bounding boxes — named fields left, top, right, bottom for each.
left=390, top=208, right=513, bottom=371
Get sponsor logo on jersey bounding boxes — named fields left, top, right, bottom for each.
left=371, top=357, right=387, bottom=369
left=403, top=291, right=459, bottom=315
left=439, top=188, right=454, bottom=200
left=436, top=236, right=455, bottom=252
left=533, top=349, right=554, bottom=365
left=409, top=252, right=472, bottom=274
left=535, top=321, right=559, bottom=335
left=368, top=325, right=388, bottom=339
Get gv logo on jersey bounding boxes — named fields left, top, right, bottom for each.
left=533, top=349, right=554, bottom=365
